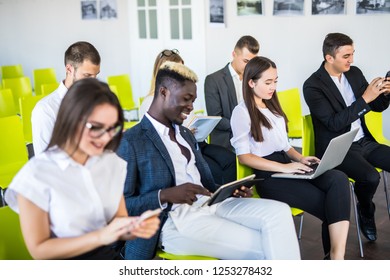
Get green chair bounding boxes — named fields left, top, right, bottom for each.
left=0, top=116, right=29, bottom=196
left=0, top=206, right=33, bottom=260
left=0, top=64, right=24, bottom=79
left=2, top=76, right=33, bottom=114
left=107, top=74, right=137, bottom=111
left=33, top=68, right=57, bottom=96
left=19, top=95, right=45, bottom=144
left=302, top=114, right=364, bottom=258
left=236, top=157, right=304, bottom=240
left=364, top=111, right=390, bottom=218
left=0, top=88, right=17, bottom=117
left=156, top=249, right=218, bottom=260
left=41, top=82, right=59, bottom=96
left=277, top=88, right=302, bottom=139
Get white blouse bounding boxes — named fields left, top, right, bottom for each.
left=5, top=147, right=127, bottom=238
left=230, top=101, right=291, bottom=157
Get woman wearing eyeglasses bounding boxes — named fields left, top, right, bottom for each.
left=5, top=78, right=160, bottom=259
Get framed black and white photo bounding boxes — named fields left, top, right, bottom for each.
left=312, top=1, right=346, bottom=15
left=273, top=0, right=305, bottom=16
left=356, top=0, right=390, bottom=14
left=100, top=0, right=117, bottom=20
left=210, top=0, right=225, bottom=26
left=237, top=0, right=264, bottom=16
left=81, top=0, right=98, bottom=20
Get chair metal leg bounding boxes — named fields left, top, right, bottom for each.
left=382, top=171, right=390, bottom=219
left=350, top=182, right=364, bottom=258
left=297, top=214, right=304, bottom=240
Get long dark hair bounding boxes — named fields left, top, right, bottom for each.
left=242, top=56, right=287, bottom=142
left=48, top=78, right=124, bottom=152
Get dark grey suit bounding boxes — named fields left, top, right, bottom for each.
left=205, top=63, right=237, bottom=151
left=116, top=117, right=216, bottom=260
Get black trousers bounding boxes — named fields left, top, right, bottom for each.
left=336, top=137, right=390, bottom=216
left=199, top=142, right=236, bottom=185
left=254, top=151, right=351, bottom=255
left=68, top=245, right=123, bottom=260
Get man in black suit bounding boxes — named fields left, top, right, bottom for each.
left=204, top=35, right=259, bottom=151
left=303, top=32, right=390, bottom=242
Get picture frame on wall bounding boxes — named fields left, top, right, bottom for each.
left=273, top=0, right=305, bottom=16
left=100, top=0, right=117, bottom=20
left=237, top=0, right=264, bottom=16
left=356, top=0, right=390, bottom=14
left=81, top=0, right=98, bottom=20
left=312, top=0, right=346, bottom=15
left=210, top=0, right=225, bottom=26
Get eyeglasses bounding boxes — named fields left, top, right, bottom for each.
left=159, top=49, right=179, bottom=58
left=85, top=122, right=122, bottom=139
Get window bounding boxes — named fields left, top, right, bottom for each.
left=169, top=0, right=192, bottom=40
left=137, top=0, right=158, bottom=39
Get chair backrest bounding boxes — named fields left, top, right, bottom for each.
left=107, top=74, right=136, bottom=110
left=19, top=95, right=46, bottom=144
left=301, top=114, right=315, bottom=157
left=41, top=82, right=59, bottom=96
left=0, top=64, right=24, bottom=79
left=33, top=68, right=57, bottom=96
left=365, top=111, right=390, bottom=146
left=0, top=116, right=29, bottom=188
left=0, top=88, right=17, bottom=117
left=277, top=88, right=302, bottom=138
left=2, top=76, right=33, bottom=114
left=236, top=157, right=259, bottom=198
left=0, top=206, right=33, bottom=260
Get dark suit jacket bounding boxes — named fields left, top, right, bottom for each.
left=204, top=63, right=237, bottom=150
left=303, top=62, right=390, bottom=157
left=116, top=116, right=216, bottom=260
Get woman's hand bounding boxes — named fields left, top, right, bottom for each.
left=98, top=217, right=138, bottom=245
left=299, top=156, right=320, bottom=166
left=123, top=215, right=160, bottom=240
left=282, top=162, right=314, bottom=174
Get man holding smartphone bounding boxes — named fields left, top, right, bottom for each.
left=303, top=32, right=390, bottom=242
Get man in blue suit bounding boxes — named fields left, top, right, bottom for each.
left=117, top=61, right=300, bottom=260
left=303, top=32, right=390, bottom=242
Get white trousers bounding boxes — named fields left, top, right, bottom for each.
left=160, top=196, right=300, bottom=260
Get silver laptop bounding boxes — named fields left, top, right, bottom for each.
left=271, top=128, right=359, bottom=179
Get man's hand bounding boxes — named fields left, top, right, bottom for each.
left=363, top=77, right=389, bottom=103
left=160, top=183, right=211, bottom=205
left=233, top=186, right=253, bottom=198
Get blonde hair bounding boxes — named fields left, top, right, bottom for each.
left=160, top=61, right=198, bottom=83
left=147, top=49, right=184, bottom=96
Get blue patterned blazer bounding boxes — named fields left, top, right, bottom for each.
left=116, top=116, right=216, bottom=260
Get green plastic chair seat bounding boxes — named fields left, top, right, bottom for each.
left=41, top=83, right=59, bottom=96
left=156, top=249, right=218, bottom=260
left=33, top=68, right=57, bottom=96
left=0, top=161, right=27, bottom=189
left=277, top=88, right=302, bottom=139
left=0, top=88, right=17, bottom=117
left=0, top=64, right=24, bottom=79
left=2, top=76, right=33, bottom=114
left=0, top=206, right=33, bottom=260
left=19, top=95, right=45, bottom=144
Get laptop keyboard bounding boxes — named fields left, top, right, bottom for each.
left=302, top=163, right=319, bottom=175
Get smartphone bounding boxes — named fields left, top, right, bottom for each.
left=137, top=208, right=162, bottom=224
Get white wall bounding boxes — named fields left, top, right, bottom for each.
left=0, top=0, right=389, bottom=136
left=0, top=0, right=131, bottom=86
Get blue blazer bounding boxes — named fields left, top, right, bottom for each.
left=116, top=116, right=216, bottom=260
left=303, top=62, right=390, bottom=157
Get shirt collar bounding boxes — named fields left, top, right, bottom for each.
left=145, top=112, right=179, bottom=137
left=228, top=62, right=240, bottom=80
left=58, top=80, right=68, bottom=100
left=45, top=146, right=99, bottom=170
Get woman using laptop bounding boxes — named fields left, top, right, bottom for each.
left=231, top=56, right=351, bottom=260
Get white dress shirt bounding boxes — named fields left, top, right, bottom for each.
left=228, top=63, right=243, bottom=104
left=31, top=82, right=68, bottom=155
left=5, top=147, right=127, bottom=238
left=330, top=74, right=365, bottom=142
left=230, top=101, right=291, bottom=157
